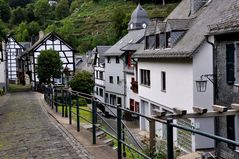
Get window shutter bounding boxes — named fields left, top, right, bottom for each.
left=226, top=44, right=235, bottom=85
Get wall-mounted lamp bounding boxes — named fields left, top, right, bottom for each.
left=196, top=74, right=215, bottom=92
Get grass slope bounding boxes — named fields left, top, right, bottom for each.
left=59, top=1, right=178, bottom=53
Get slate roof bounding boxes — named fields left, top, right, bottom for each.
left=120, top=43, right=142, bottom=51
left=166, top=19, right=192, bottom=32
left=133, top=0, right=234, bottom=59
left=209, top=0, right=239, bottom=34
left=128, top=4, right=150, bottom=30
left=104, top=29, right=145, bottom=56
left=96, top=46, right=111, bottom=64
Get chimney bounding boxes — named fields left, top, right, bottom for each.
left=38, top=31, right=44, bottom=40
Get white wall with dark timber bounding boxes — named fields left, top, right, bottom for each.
left=31, top=34, right=74, bottom=86
left=193, top=38, right=215, bottom=150
left=6, top=37, right=24, bottom=82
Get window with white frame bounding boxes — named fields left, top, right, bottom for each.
left=140, top=69, right=150, bottom=86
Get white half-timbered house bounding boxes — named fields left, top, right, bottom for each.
left=6, top=37, right=25, bottom=84
left=21, top=32, right=75, bottom=90
left=0, top=42, right=6, bottom=91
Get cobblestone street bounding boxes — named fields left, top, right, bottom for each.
left=0, top=91, right=92, bottom=159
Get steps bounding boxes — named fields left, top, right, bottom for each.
left=82, top=123, right=114, bottom=146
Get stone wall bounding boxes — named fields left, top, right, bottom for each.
left=215, top=40, right=239, bottom=158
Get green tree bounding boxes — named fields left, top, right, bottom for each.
left=45, top=24, right=57, bottom=33
left=69, top=71, right=94, bottom=94
left=25, top=3, right=36, bottom=22
left=34, top=0, right=50, bottom=25
left=28, top=21, right=40, bottom=36
left=36, top=49, right=63, bottom=84
left=10, top=7, right=28, bottom=25
left=8, top=0, right=34, bottom=8
left=55, top=0, right=70, bottom=19
left=15, top=22, right=30, bottom=41
left=0, top=0, right=11, bottom=22
left=0, top=19, right=8, bottom=40
left=111, top=8, right=128, bottom=40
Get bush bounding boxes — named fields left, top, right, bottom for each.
left=69, top=70, right=94, bottom=94
left=0, top=88, right=4, bottom=96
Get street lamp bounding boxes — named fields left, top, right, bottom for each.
left=196, top=74, right=215, bottom=92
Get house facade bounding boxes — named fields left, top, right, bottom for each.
left=93, top=46, right=111, bottom=104
left=132, top=0, right=228, bottom=152
left=21, top=32, right=75, bottom=90
left=0, top=42, right=6, bottom=92
left=6, top=37, right=25, bottom=84
left=104, top=4, right=150, bottom=116
left=208, top=1, right=239, bottom=158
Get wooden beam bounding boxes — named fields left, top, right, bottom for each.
left=153, top=109, right=166, bottom=117
left=231, top=103, right=239, bottom=111
left=173, top=107, right=187, bottom=115
left=212, top=105, right=228, bottom=113
left=193, top=106, right=208, bottom=114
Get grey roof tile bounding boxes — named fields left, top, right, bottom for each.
left=104, top=29, right=145, bottom=56
left=134, top=0, right=233, bottom=58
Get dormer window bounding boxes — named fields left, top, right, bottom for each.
left=145, top=35, right=155, bottom=50
left=166, top=32, right=171, bottom=48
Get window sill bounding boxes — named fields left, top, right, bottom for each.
left=161, top=90, right=166, bottom=93
left=140, top=84, right=150, bottom=88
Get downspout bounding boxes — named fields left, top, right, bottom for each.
left=205, top=34, right=219, bottom=150
left=205, top=35, right=217, bottom=103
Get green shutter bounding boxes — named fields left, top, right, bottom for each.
left=226, top=44, right=235, bottom=85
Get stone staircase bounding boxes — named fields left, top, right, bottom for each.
left=82, top=123, right=114, bottom=147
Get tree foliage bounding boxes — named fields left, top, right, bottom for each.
left=36, top=50, right=63, bottom=84
left=111, top=8, right=129, bottom=40
left=55, top=0, right=70, bottom=19
left=10, top=7, right=28, bottom=25
left=0, top=0, right=11, bottom=22
left=69, top=71, right=94, bottom=94
left=8, top=0, right=34, bottom=8
left=15, top=22, right=29, bottom=41
left=34, top=0, right=50, bottom=25
left=28, top=21, right=40, bottom=36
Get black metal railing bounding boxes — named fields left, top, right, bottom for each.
left=43, top=85, right=239, bottom=159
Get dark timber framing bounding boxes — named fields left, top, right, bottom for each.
left=6, top=37, right=24, bottom=83
left=22, top=32, right=75, bottom=90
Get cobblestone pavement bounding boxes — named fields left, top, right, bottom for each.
left=0, top=91, right=92, bottom=159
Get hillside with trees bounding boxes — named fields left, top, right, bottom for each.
left=0, top=0, right=180, bottom=54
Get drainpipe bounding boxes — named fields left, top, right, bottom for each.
left=205, top=35, right=217, bottom=103
left=206, top=34, right=219, bottom=151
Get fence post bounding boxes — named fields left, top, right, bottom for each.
left=62, top=90, right=65, bottom=117
left=149, top=119, right=156, bottom=157
left=51, top=85, right=54, bottom=109
left=92, top=98, right=97, bottom=144
left=69, top=89, right=72, bottom=125
left=65, top=91, right=68, bottom=118
left=117, top=104, right=122, bottom=159
left=55, top=87, right=58, bottom=112
left=76, top=96, right=80, bottom=132
left=167, top=118, right=174, bottom=159
left=122, top=124, right=126, bottom=157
